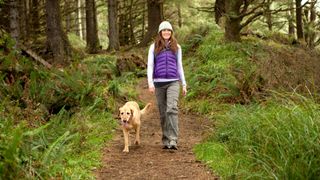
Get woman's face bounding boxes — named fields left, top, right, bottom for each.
left=161, top=29, right=172, bottom=40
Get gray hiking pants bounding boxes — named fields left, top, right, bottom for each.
left=155, top=81, right=180, bottom=146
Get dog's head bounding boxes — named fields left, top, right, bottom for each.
left=118, top=106, right=133, bottom=125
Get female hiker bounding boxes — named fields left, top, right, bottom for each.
left=147, top=21, right=187, bottom=150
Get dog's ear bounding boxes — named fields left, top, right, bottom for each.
left=117, top=107, right=122, bottom=119
left=129, top=109, right=134, bottom=120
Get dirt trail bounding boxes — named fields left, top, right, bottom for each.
left=96, top=79, right=218, bottom=180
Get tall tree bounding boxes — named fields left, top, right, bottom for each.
left=85, top=0, right=100, bottom=53
left=224, top=0, right=264, bottom=42
left=64, top=0, right=72, bottom=33
left=305, top=0, right=317, bottom=48
left=215, top=0, right=225, bottom=25
left=224, top=0, right=242, bottom=42
left=138, top=0, right=163, bottom=47
left=288, top=0, right=295, bottom=35
left=31, top=0, right=40, bottom=36
left=9, top=0, right=20, bottom=46
left=19, top=0, right=27, bottom=42
left=295, top=0, right=303, bottom=39
left=81, top=0, right=86, bottom=40
left=264, top=0, right=272, bottom=31
left=177, top=3, right=182, bottom=27
left=45, top=0, right=72, bottom=64
left=75, top=0, right=84, bottom=39
left=108, top=0, right=119, bottom=51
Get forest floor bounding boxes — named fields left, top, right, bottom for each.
left=96, top=78, right=219, bottom=180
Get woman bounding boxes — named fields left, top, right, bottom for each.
left=147, top=21, right=187, bottom=150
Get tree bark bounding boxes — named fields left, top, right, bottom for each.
left=75, top=0, right=83, bottom=39
left=224, top=0, right=242, bottom=42
left=308, top=0, right=316, bottom=48
left=265, top=0, right=272, bottom=31
left=45, top=0, right=72, bottom=64
left=295, top=0, right=303, bottom=39
left=288, top=0, right=295, bottom=35
left=81, top=0, right=86, bottom=40
left=85, top=0, right=100, bottom=53
left=9, top=0, right=20, bottom=46
left=19, top=0, right=27, bottom=42
left=214, top=0, right=225, bottom=26
left=108, top=0, right=119, bottom=51
left=138, top=0, right=163, bottom=47
left=64, top=0, right=72, bottom=33
left=129, top=0, right=135, bottom=44
left=177, top=3, right=182, bottom=27
left=31, top=0, right=40, bottom=36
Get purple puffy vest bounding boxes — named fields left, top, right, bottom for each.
left=154, top=50, right=179, bottom=79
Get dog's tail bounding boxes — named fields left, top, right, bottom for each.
left=140, top=103, right=151, bottom=115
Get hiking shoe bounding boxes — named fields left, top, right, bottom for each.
left=170, top=145, right=178, bottom=150
left=162, top=145, right=171, bottom=149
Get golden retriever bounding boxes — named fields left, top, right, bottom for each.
left=118, top=101, right=151, bottom=152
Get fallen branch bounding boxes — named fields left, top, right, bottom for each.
left=19, top=44, right=52, bottom=69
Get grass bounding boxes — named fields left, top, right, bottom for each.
left=0, top=104, right=116, bottom=179
left=181, top=26, right=320, bottom=179
left=194, top=94, right=320, bottom=179
left=182, top=26, right=265, bottom=105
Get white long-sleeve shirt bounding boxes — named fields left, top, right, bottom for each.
left=147, top=43, right=186, bottom=88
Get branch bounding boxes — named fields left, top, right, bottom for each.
left=240, top=0, right=265, bottom=19
left=241, top=11, right=264, bottom=29
left=188, top=4, right=215, bottom=13
left=18, top=44, right=52, bottom=69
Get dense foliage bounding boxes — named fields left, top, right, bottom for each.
left=182, top=24, right=320, bottom=179
left=0, top=34, right=141, bottom=179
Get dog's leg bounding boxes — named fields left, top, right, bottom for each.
left=123, top=129, right=129, bottom=152
left=134, top=125, right=140, bottom=145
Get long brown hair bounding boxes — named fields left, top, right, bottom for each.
left=154, top=33, right=178, bottom=55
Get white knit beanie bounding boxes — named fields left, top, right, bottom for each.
left=158, top=21, right=173, bottom=33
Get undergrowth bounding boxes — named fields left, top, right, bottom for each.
left=0, top=34, right=139, bottom=179
left=182, top=25, right=320, bottom=179
left=183, top=26, right=266, bottom=108
left=194, top=93, right=320, bottom=179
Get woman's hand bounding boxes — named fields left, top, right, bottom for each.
left=182, top=86, right=187, bottom=96
left=149, top=87, right=155, bottom=94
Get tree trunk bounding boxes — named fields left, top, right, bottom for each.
left=85, top=0, right=100, bottom=53
left=64, top=0, right=72, bottom=33
left=108, top=0, right=119, bottom=51
left=141, top=1, right=146, bottom=38
left=215, top=0, right=225, bottom=26
left=30, top=0, right=40, bottom=38
left=45, top=0, right=71, bottom=64
left=19, top=0, right=27, bottom=42
left=9, top=0, right=20, bottom=46
left=75, top=0, right=83, bottom=38
left=138, top=0, right=163, bottom=47
left=177, top=3, right=182, bottom=27
left=308, top=0, right=316, bottom=48
left=295, top=0, right=303, bottom=39
left=265, top=0, right=272, bottom=31
left=118, top=0, right=129, bottom=46
left=81, top=0, right=86, bottom=40
left=129, top=0, right=135, bottom=44
left=288, top=0, right=295, bottom=35
left=224, top=0, right=242, bottom=42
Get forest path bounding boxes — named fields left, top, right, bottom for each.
left=96, top=78, right=218, bottom=180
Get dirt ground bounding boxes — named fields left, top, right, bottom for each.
left=96, top=79, right=219, bottom=180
